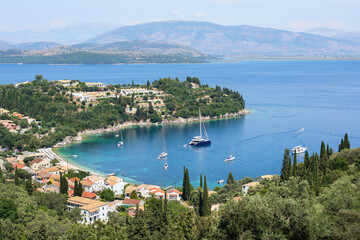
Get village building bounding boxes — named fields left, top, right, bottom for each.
left=67, top=196, right=109, bottom=224
left=85, top=82, right=105, bottom=88
left=103, top=176, right=127, bottom=195
left=0, top=120, right=18, bottom=131
left=42, top=184, right=60, bottom=193
left=81, top=179, right=97, bottom=192
left=242, top=181, right=260, bottom=195
left=168, top=189, right=182, bottom=201
left=83, top=175, right=105, bottom=192
left=68, top=190, right=97, bottom=199
left=121, top=198, right=144, bottom=207
left=42, top=166, right=60, bottom=175
left=36, top=172, right=51, bottom=184
left=0, top=108, right=10, bottom=115
left=30, top=158, right=51, bottom=170
left=148, top=187, right=165, bottom=199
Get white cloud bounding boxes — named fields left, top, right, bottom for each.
left=290, top=19, right=346, bottom=31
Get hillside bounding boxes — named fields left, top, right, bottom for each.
left=13, top=42, right=60, bottom=50
left=86, top=21, right=360, bottom=58
left=0, top=40, right=12, bottom=50
left=0, top=41, right=212, bottom=64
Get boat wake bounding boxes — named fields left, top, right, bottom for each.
left=295, top=128, right=305, bottom=133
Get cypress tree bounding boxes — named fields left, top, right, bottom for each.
left=185, top=168, right=190, bottom=200
left=339, top=139, right=344, bottom=152
left=182, top=166, right=187, bottom=201
left=202, top=176, right=210, bottom=216
left=344, top=133, right=350, bottom=149
left=199, top=187, right=203, bottom=216
left=292, top=150, right=297, bottom=177
left=78, top=182, right=83, bottom=196
left=25, top=178, right=33, bottom=195
left=326, top=144, right=330, bottom=157
left=319, top=141, right=328, bottom=175
left=60, top=173, right=68, bottom=195
left=227, top=172, right=235, bottom=184
left=200, top=174, right=203, bottom=189
left=281, top=148, right=291, bottom=181
left=0, top=169, right=3, bottom=184
left=14, top=167, right=19, bottom=186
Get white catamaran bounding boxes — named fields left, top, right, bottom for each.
left=189, top=109, right=211, bottom=147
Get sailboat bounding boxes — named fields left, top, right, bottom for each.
left=189, top=109, right=211, bottom=147
left=117, top=130, right=124, bottom=147
left=224, top=143, right=235, bottom=162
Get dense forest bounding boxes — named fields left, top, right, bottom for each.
left=0, top=135, right=359, bottom=239
left=0, top=76, right=245, bottom=151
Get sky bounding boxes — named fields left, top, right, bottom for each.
left=0, top=0, right=359, bottom=32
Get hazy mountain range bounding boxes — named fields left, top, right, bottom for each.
left=1, top=21, right=360, bottom=63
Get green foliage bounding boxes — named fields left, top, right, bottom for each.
left=14, top=167, right=19, bottom=186
left=182, top=166, right=191, bottom=201
left=339, top=133, right=350, bottom=152
left=0, top=198, right=18, bottom=222
left=59, top=172, right=68, bottom=195
left=74, top=179, right=83, bottom=197
left=227, top=172, right=235, bottom=184
left=280, top=148, right=292, bottom=181
left=100, top=188, right=115, bottom=202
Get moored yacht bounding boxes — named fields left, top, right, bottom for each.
left=164, top=161, right=168, bottom=170
left=189, top=109, right=211, bottom=147
left=292, top=145, right=307, bottom=154
left=118, top=141, right=124, bottom=147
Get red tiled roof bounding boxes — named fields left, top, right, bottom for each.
left=168, top=189, right=182, bottom=194
left=13, top=162, right=25, bottom=169
left=69, top=177, right=80, bottom=183
left=30, top=158, right=43, bottom=164
left=123, top=198, right=142, bottom=205
left=68, top=190, right=97, bottom=199
left=81, top=179, right=95, bottom=187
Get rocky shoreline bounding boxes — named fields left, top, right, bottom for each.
left=53, top=109, right=250, bottom=148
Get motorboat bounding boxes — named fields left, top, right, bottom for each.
left=292, top=145, right=307, bottom=154
left=164, top=161, right=168, bottom=170
left=218, top=180, right=224, bottom=184
left=158, top=152, right=168, bottom=159
left=118, top=141, right=124, bottom=147
left=224, top=155, right=235, bottom=162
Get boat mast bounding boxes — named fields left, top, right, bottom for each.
left=199, top=109, right=202, bottom=138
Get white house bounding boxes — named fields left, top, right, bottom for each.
left=148, top=187, right=165, bottom=199
left=30, top=158, right=51, bottom=171
left=137, top=184, right=160, bottom=198
left=242, top=181, right=260, bottom=195
left=104, top=176, right=127, bottom=195
left=83, top=175, right=105, bottom=192
left=80, top=179, right=97, bottom=192
left=85, top=82, right=105, bottom=88
left=67, top=196, right=109, bottom=224
left=168, top=189, right=182, bottom=201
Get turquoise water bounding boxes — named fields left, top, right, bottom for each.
left=1, top=61, right=360, bottom=188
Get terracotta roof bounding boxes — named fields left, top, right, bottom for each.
left=67, top=197, right=107, bottom=213
left=123, top=198, right=142, bottom=205
left=37, top=172, right=50, bottom=179
left=168, top=189, right=182, bottom=194
left=68, top=177, right=80, bottom=183
left=30, top=158, right=43, bottom=164
left=13, top=162, right=26, bottom=169
left=68, top=190, right=97, bottom=199
left=43, top=167, right=59, bottom=172
left=107, top=180, right=119, bottom=187
left=125, top=185, right=139, bottom=194
left=50, top=174, right=60, bottom=181
left=81, top=179, right=95, bottom=187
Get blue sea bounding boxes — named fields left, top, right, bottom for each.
left=1, top=61, right=360, bottom=188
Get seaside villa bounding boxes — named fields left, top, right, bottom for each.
left=242, top=181, right=260, bottom=195
left=67, top=196, right=109, bottom=224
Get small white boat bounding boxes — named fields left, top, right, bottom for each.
left=164, top=162, right=168, bottom=170
left=115, top=134, right=119, bottom=138
left=292, top=145, right=307, bottom=154
left=72, top=155, right=78, bottom=158
left=158, top=152, right=168, bottom=159
left=218, top=180, right=224, bottom=184
left=183, top=144, right=187, bottom=147
left=224, top=155, right=235, bottom=162
left=118, top=141, right=124, bottom=147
